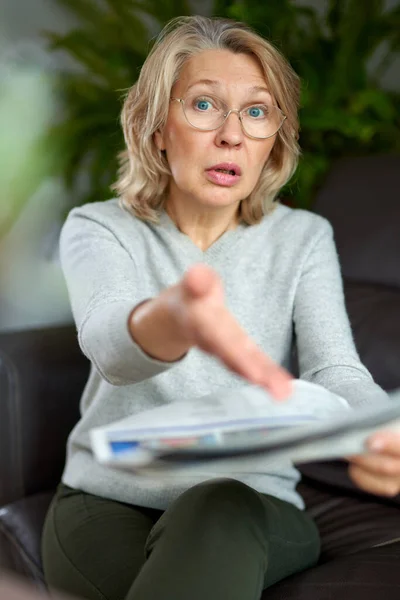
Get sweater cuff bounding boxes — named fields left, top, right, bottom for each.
left=79, top=300, right=186, bottom=385
left=327, top=379, right=390, bottom=410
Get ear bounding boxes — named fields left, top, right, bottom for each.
left=154, top=129, right=165, bottom=151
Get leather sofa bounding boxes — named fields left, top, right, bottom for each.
left=1, top=154, right=400, bottom=599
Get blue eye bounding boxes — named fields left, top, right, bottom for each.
left=195, top=99, right=211, bottom=111
left=247, top=106, right=265, bottom=119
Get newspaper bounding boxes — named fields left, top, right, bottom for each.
left=90, top=380, right=400, bottom=476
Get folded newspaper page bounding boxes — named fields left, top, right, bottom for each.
left=90, top=380, right=399, bottom=474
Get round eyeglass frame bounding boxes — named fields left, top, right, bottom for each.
left=170, top=96, right=287, bottom=140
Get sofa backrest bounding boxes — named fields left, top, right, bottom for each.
left=0, top=326, right=89, bottom=506
left=314, top=154, right=400, bottom=289
left=314, top=154, right=400, bottom=391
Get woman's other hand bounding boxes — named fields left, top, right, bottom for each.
left=348, top=431, right=400, bottom=497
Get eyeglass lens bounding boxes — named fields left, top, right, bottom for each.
left=181, top=93, right=284, bottom=138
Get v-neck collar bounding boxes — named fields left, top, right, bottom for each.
left=158, top=210, right=248, bottom=262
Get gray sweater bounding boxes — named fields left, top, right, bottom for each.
left=60, top=199, right=387, bottom=510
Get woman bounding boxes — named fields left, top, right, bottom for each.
left=42, top=15, right=400, bottom=600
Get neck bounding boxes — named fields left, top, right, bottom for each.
left=165, top=198, right=241, bottom=252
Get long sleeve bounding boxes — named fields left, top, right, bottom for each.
left=293, top=219, right=389, bottom=408
left=60, top=209, right=183, bottom=386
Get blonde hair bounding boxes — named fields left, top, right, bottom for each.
left=113, top=15, right=300, bottom=225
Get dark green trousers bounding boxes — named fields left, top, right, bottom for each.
left=42, top=478, right=320, bottom=600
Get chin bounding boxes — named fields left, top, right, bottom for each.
left=199, top=187, right=244, bottom=209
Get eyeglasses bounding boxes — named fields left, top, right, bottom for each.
left=170, top=92, right=286, bottom=140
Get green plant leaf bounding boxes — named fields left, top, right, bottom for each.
left=53, top=0, right=108, bottom=26
left=327, top=0, right=387, bottom=100
left=122, top=0, right=192, bottom=22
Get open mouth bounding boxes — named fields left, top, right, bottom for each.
left=207, top=163, right=242, bottom=176
left=214, top=168, right=236, bottom=176
left=205, top=165, right=241, bottom=187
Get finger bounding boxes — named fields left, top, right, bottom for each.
left=348, top=463, right=400, bottom=497
left=366, top=431, right=400, bottom=457
left=242, top=347, right=293, bottom=400
left=196, top=311, right=293, bottom=399
left=224, top=343, right=293, bottom=400
left=183, top=264, right=219, bottom=299
left=348, top=453, right=400, bottom=478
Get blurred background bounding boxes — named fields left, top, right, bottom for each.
left=0, top=0, right=399, bottom=332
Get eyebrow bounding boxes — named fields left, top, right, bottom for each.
left=186, top=79, right=272, bottom=99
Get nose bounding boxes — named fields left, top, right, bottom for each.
left=215, top=110, right=244, bottom=148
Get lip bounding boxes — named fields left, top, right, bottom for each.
left=205, top=162, right=242, bottom=187
left=206, top=162, right=242, bottom=176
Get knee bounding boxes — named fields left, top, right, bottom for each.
left=169, top=478, right=265, bottom=530
left=145, top=479, right=267, bottom=559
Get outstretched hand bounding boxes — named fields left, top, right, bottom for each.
left=168, top=264, right=293, bottom=400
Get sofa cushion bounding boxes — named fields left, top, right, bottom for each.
left=298, top=477, right=400, bottom=561
left=0, top=492, right=53, bottom=586
left=263, top=541, right=400, bottom=600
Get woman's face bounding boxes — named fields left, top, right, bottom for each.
left=155, top=49, right=277, bottom=214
